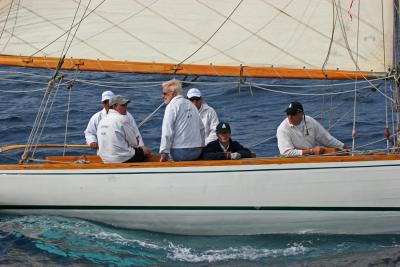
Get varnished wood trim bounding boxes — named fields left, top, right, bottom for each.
left=2, top=205, right=400, bottom=211
left=1, top=154, right=400, bottom=170
left=0, top=55, right=384, bottom=80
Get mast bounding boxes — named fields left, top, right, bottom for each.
left=394, top=0, right=400, bottom=148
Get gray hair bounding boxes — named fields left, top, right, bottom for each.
left=162, top=79, right=182, bottom=95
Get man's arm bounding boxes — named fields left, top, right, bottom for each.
left=127, top=112, right=144, bottom=146
left=159, top=105, right=175, bottom=160
left=276, top=126, right=303, bottom=157
left=203, top=142, right=226, bottom=160
left=84, top=113, right=100, bottom=148
left=205, top=108, right=219, bottom=145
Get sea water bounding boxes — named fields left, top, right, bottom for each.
left=0, top=66, right=399, bottom=266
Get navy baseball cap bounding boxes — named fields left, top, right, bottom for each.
left=285, top=101, right=304, bottom=115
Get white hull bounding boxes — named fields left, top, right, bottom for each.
left=1, top=156, right=400, bottom=235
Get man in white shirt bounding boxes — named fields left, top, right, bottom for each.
left=159, top=79, right=205, bottom=162
left=276, top=101, right=348, bottom=157
left=187, top=88, right=219, bottom=145
left=84, top=90, right=144, bottom=149
left=97, top=95, right=151, bottom=163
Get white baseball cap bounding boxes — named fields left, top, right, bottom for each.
left=101, top=91, right=114, bottom=102
left=187, top=88, right=202, bottom=99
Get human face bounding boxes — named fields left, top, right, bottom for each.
left=217, top=131, right=231, bottom=146
left=162, top=86, right=176, bottom=104
left=287, top=112, right=304, bottom=126
left=189, top=97, right=202, bottom=109
left=114, top=103, right=128, bottom=115
left=102, top=100, right=110, bottom=111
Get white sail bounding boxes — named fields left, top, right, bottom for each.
left=0, top=0, right=394, bottom=75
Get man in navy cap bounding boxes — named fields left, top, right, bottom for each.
left=203, top=122, right=252, bottom=160
left=276, top=101, right=348, bottom=157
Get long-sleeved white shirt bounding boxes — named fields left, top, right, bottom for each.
left=160, top=95, right=205, bottom=154
left=84, top=108, right=144, bottom=146
left=276, top=115, right=345, bottom=157
left=97, top=109, right=139, bottom=163
left=199, top=103, right=219, bottom=145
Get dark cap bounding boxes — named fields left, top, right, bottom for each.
left=285, top=101, right=304, bottom=115
left=216, top=122, right=231, bottom=134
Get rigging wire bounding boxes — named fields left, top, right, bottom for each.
left=21, top=1, right=90, bottom=163
left=63, top=70, right=80, bottom=156
left=321, top=0, right=336, bottom=73
left=381, top=0, right=391, bottom=150
left=0, top=0, right=14, bottom=45
left=30, top=0, right=106, bottom=58
left=138, top=102, right=165, bottom=129
left=351, top=0, right=361, bottom=153
left=333, top=0, right=395, bottom=105
left=176, top=0, right=244, bottom=66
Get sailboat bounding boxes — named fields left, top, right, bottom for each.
left=0, top=0, right=400, bottom=235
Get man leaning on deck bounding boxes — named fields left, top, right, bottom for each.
left=276, top=101, right=348, bottom=157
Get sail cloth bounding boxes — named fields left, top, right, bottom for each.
left=0, top=0, right=394, bottom=78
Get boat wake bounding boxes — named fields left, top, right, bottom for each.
left=2, top=214, right=400, bottom=266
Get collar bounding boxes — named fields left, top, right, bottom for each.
left=169, top=94, right=183, bottom=105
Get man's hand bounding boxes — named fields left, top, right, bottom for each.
left=160, top=153, right=169, bottom=162
left=230, top=152, right=241, bottom=160
left=89, top=142, right=98, bottom=149
left=141, top=146, right=152, bottom=157
left=312, top=146, right=325, bottom=155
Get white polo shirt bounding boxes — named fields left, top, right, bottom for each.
left=276, top=115, right=344, bottom=157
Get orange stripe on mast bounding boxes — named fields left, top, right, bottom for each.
left=0, top=55, right=384, bottom=80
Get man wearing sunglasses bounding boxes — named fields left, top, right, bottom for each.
left=159, top=79, right=205, bottom=162
left=276, top=101, right=348, bottom=157
left=97, top=95, right=151, bottom=163
left=84, top=90, right=144, bottom=150
left=186, top=88, right=219, bottom=145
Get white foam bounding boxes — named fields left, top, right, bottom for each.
left=167, top=242, right=311, bottom=263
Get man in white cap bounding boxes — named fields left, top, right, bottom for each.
left=84, top=90, right=144, bottom=149
left=97, top=95, right=151, bottom=163
left=159, top=79, right=204, bottom=162
left=187, top=88, right=219, bottom=145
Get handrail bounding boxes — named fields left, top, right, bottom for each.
left=0, top=144, right=90, bottom=153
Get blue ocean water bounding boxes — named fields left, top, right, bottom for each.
left=0, top=66, right=399, bottom=266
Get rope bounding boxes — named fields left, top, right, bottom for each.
left=176, top=0, right=244, bottom=66
left=321, top=0, right=336, bottom=74
left=247, top=81, right=379, bottom=97
left=21, top=80, right=57, bottom=163
left=0, top=0, right=14, bottom=44
left=138, top=102, right=165, bottom=128
left=63, top=70, right=80, bottom=156
left=30, top=78, right=64, bottom=159
left=30, top=0, right=107, bottom=58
